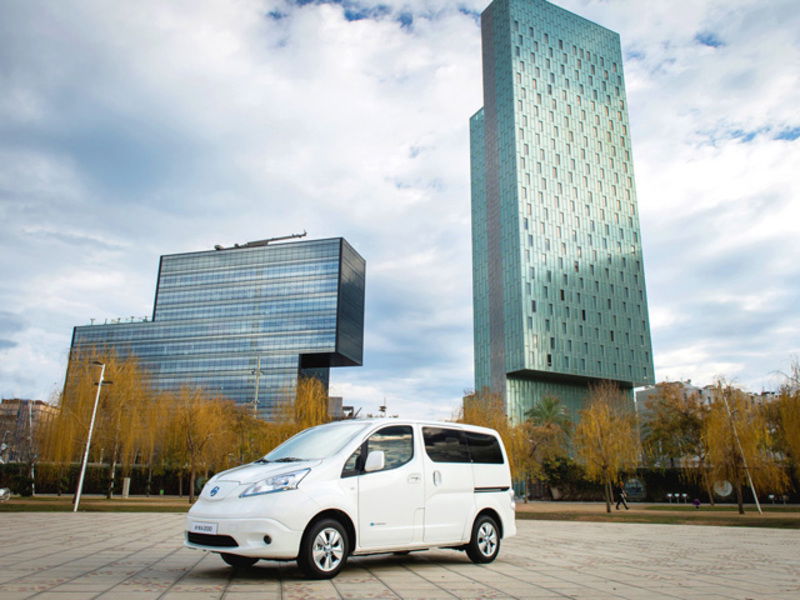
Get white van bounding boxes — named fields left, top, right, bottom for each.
left=185, top=419, right=516, bottom=578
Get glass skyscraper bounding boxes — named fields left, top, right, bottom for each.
left=70, top=237, right=365, bottom=420
left=471, top=0, right=654, bottom=421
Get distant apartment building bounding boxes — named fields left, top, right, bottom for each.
left=471, top=0, right=655, bottom=421
left=69, top=237, right=365, bottom=420
left=636, top=381, right=779, bottom=418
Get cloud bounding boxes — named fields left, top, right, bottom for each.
left=0, top=0, right=798, bottom=414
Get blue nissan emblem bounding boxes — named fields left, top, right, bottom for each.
left=210, top=486, right=220, bottom=497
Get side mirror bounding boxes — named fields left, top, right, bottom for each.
left=364, top=450, right=385, bottom=472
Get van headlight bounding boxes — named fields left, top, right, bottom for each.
left=240, top=469, right=310, bottom=497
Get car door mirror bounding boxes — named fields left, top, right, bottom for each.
left=364, top=450, right=385, bottom=472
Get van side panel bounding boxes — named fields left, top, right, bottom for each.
left=469, top=431, right=515, bottom=539
left=420, top=426, right=475, bottom=544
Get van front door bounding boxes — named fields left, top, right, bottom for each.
left=352, top=425, right=424, bottom=549
left=421, top=427, right=474, bottom=544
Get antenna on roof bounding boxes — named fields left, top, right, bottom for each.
left=214, top=231, right=307, bottom=251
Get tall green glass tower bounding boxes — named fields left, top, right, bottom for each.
left=471, top=0, right=655, bottom=422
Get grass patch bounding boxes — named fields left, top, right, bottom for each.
left=0, top=495, right=192, bottom=513
left=642, top=504, right=796, bottom=513
left=0, top=503, right=188, bottom=513
left=516, top=510, right=800, bottom=529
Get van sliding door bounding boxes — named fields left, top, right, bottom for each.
left=421, top=427, right=474, bottom=544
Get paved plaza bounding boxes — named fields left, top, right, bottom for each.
left=0, top=513, right=797, bottom=600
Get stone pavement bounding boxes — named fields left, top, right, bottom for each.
left=0, top=513, right=797, bottom=600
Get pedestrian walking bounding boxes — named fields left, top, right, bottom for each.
left=615, top=481, right=629, bottom=510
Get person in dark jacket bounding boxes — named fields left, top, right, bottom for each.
left=615, top=482, right=629, bottom=510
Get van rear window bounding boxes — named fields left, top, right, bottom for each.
left=422, top=427, right=470, bottom=463
left=423, top=427, right=504, bottom=464
left=465, top=432, right=504, bottom=464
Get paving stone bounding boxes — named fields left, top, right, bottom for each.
left=0, top=514, right=798, bottom=599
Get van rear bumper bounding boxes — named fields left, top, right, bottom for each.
left=184, top=515, right=302, bottom=559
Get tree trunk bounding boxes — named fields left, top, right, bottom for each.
left=189, top=468, right=196, bottom=504
left=735, top=480, right=745, bottom=515
left=146, top=464, right=153, bottom=497
left=604, top=478, right=612, bottom=513
left=701, top=468, right=715, bottom=506
left=106, top=457, right=117, bottom=499
left=178, top=472, right=183, bottom=497
left=145, top=448, right=154, bottom=497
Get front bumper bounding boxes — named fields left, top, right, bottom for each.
left=184, top=514, right=303, bottom=559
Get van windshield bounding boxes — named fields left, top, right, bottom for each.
left=262, top=421, right=369, bottom=462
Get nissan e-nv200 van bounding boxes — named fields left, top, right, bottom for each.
left=185, top=419, right=516, bottom=578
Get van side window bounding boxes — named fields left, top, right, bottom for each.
left=465, top=432, right=504, bottom=464
left=342, top=425, right=413, bottom=477
left=367, top=425, right=413, bottom=471
left=341, top=446, right=363, bottom=478
left=422, top=427, right=470, bottom=463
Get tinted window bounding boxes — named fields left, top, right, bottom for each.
left=423, top=427, right=470, bottom=463
left=465, top=432, right=504, bottom=464
left=342, top=425, right=413, bottom=477
left=367, top=425, right=413, bottom=471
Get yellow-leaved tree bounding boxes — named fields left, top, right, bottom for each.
left=518, top=396, right=571, bottom=498
left=573, top=381, right=640, bottom=512
left=166, top=387, right=232, bottom=503
left=776, top=361, right=800, bottom=482
left=260, top=376, right=333, bottom=454
left=642, top=382, right=714, bottom=503
left=703, top=382, right=788, bottom=514
left=458, top=388, right=527, bottom=482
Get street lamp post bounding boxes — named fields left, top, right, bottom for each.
left=26, top=399, right=35, bottom=496
left=251, top=357, right=265, bottom=418
left=73, top=362, right=111, bottom=512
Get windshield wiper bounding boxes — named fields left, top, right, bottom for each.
left=274, top=457, right=304, bottom=462
left=254, top=458, right=271, bottom=464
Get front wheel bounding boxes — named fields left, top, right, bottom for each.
left=220, top=553, right=258, bottom=568
left=466, top=514, right=500, bottom=563
left=298, top=518, right=349, bottom=579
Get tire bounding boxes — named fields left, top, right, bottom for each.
left=298, top=518, right=349, bottom=579
left=220, top=553, right=259, bottom=568
left=465, top=514, right=500, bottom=564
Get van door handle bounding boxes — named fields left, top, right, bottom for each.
left=433, top=471, right=442, bottom=486
left=407, top=473, right=421, bottom=484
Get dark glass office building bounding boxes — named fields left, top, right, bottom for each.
left=70, top=237, right=365, bottom=420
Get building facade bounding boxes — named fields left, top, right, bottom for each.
left=471, top=0, right=654, bottom=421
left=70, top=237, right=365, bottom=420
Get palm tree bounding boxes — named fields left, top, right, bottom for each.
left=521, top=396, right=571, bottom=498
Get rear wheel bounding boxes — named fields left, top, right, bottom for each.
left=220, top=553, right=258, bottom=568
left=298, top=518, right=349, bottom=579
left=465, top=514, right=500, bottom=563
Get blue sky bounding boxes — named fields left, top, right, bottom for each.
left=1, top=0, right=798, bottom=419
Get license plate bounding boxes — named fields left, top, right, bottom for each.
left=190, top=521, right=218, bottom=535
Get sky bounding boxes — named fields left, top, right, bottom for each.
left=1, top=0, right=798, bottom=420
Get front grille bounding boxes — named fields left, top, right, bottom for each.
left=186, top=532, right=238, bottom=547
